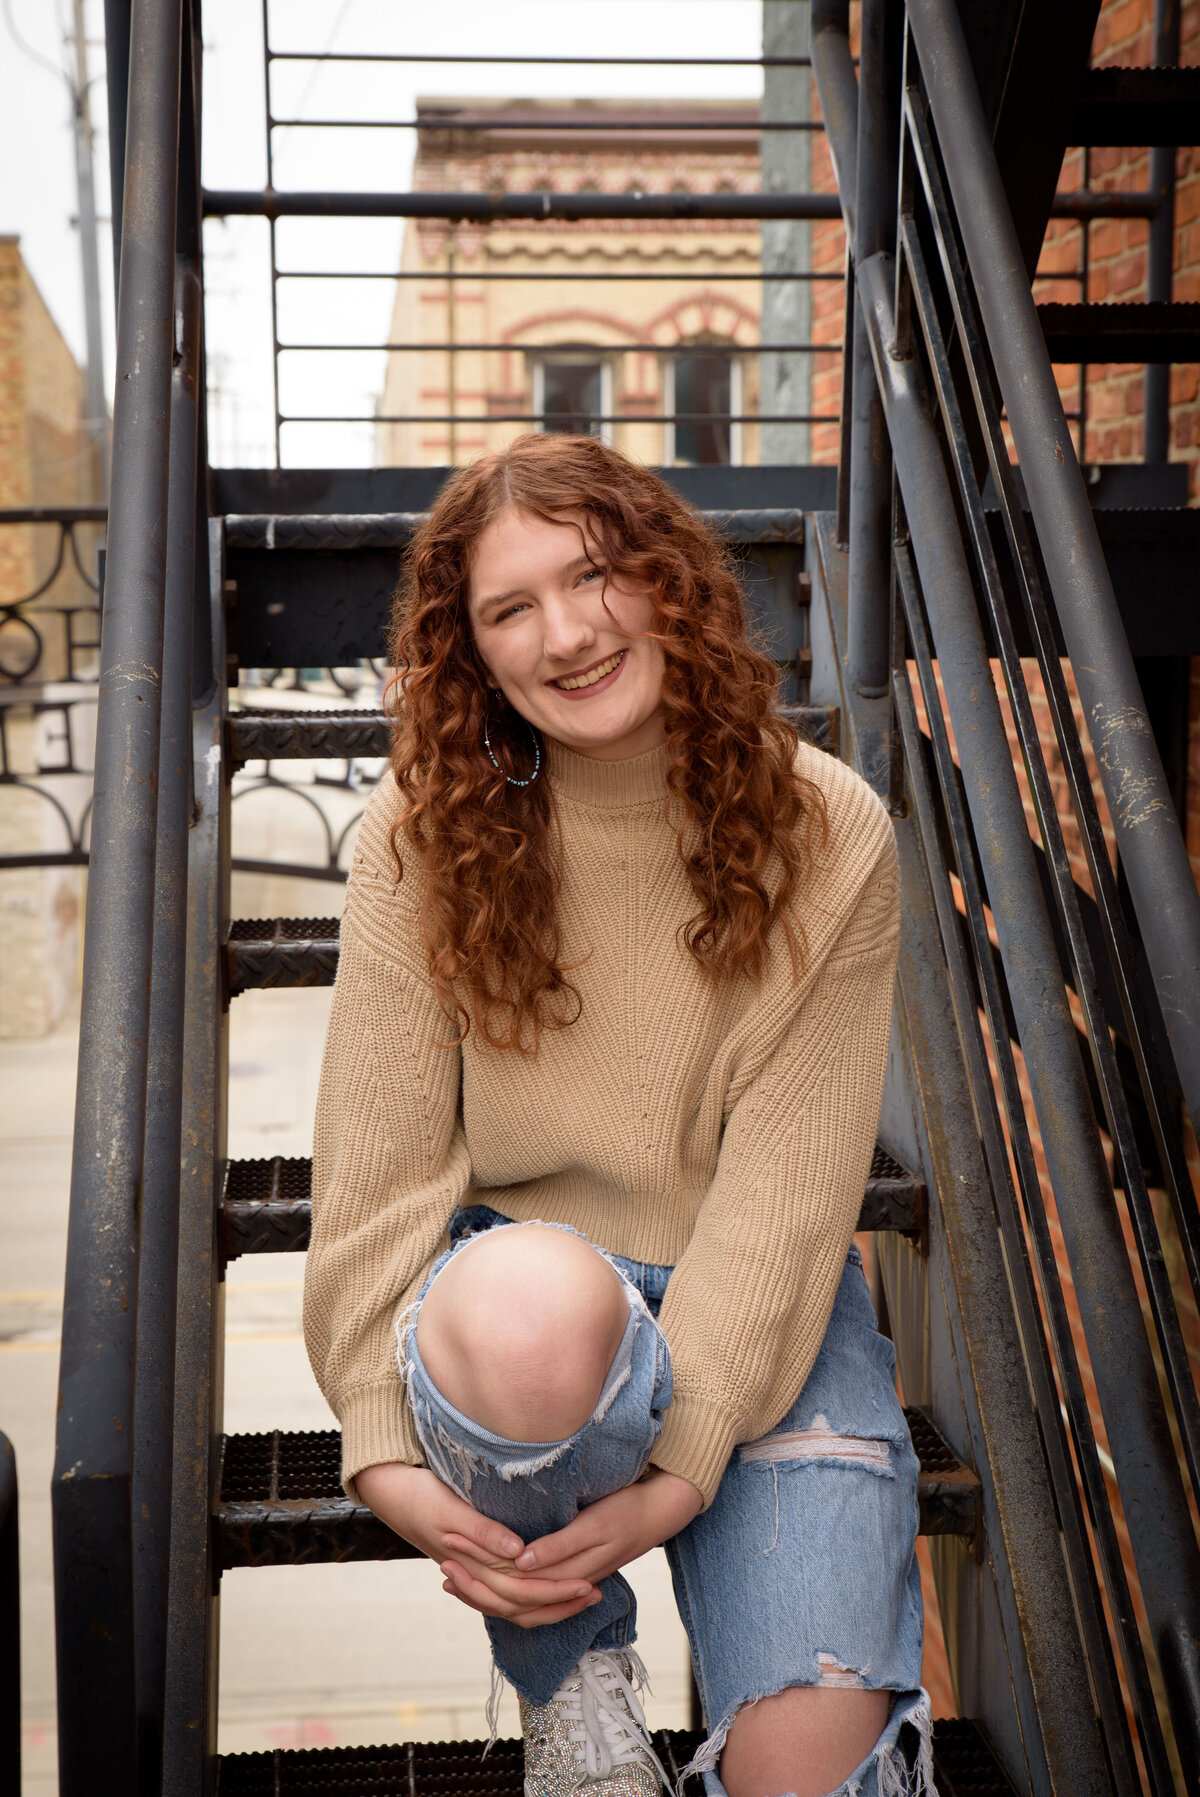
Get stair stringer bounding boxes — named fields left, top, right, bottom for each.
left=806, top=515, right=1113, bottom=1797
left=162, top=521, right=231, bottom=1797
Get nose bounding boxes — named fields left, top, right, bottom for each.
left=542, top=595, right=595, bottom=664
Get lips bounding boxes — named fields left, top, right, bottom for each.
left=549, top=649, right=626, bottom=692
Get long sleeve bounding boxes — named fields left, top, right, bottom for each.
left=303, top=776, right=470, bottom=1498
left=650, top=818, right=900, bottom=1506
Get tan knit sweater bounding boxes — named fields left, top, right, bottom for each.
left=303, top=737, right=899, bottom=1507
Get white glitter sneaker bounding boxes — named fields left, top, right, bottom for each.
left=519, top=1648, right=669, bottom=1797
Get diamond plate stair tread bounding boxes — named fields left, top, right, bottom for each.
left=216, top=1405, right=976, bottom=1569
left=219, top=1144, right=925, bottom=1261
left=228, top=704, right=837, bottom=763
left=215, top=1718, right=1015, bottom=1794
left=223, top=507, right=808, bottom=549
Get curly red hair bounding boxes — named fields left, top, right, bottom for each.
left=386, top=433, right=826, bottom=1050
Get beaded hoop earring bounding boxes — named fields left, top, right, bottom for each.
left=483, top=712, right=542, bottom=787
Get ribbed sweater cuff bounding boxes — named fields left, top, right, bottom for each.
left=337, top=1378, right=424, bottom=1501
left=652, top=1390, right=745, bottom=1509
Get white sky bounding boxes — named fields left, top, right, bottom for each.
left=0, top=0, right=770, bottom=470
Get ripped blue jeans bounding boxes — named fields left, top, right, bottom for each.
left=401, top=1208, right=931, bottom=1797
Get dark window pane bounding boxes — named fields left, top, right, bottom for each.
left=542, top=362, right=603, bottom=435
left=674, top=354, right=731, bottom=465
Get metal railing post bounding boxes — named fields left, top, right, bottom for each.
left=51, top=0, right=183, bottom=1784
left=0, top=1435, right=18, bottom=1793
left=132, top=254, right=201, bottom=1796
left=847, top=0, right=899, bottom=700
left=906, top=0, right=1200, bottom=1142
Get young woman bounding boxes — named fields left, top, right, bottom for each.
left=303, top=435, right=930, bottom=1797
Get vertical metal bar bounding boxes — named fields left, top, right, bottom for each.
left=161, top=523, right=229, bottom=1797
left=1145, top=0, right=1179, bottom=463
left=0, top=1435, right=18, bottom=1794
left=906, top=0, right=1200, bottom=1155
left=835, top=247, right=854, bottom=545
left=103, top=0, right=133, bottom=300
left=761, top=0, right=813, bottom=465
left=132, top=254, right=200, bottom=1797
left=261, top=0, right=282, bottom=467
left=447, top=237, right=458, bottom=466
left=1077, top=149, right=1089, bottom=463
left=51, top=0, right=182, bottom=1785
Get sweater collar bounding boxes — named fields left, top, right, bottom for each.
left=544, top=736, right=669, bottom=808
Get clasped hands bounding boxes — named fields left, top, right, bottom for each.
left=356, top=1460, right=703, bottom=1628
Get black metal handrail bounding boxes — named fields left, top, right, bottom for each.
left=51, top=0, right=187, bottom=1785
left=813, top=0, right=1200, bottom=1785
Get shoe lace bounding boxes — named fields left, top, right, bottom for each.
left=557, top=1649, right=670, bottom=1790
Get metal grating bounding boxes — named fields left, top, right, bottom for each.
left=226, top=918, right=342, bottom=996
left=219, top=1143, right=925, bottom=1261
left=216, top=1720, right=1015, bottom=1794
left=216, top=1405, right=979, bottom=1569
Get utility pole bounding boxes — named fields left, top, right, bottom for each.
left=71, top=0, right=110, bottom=492
left=761, top=0, right=812, bottom=465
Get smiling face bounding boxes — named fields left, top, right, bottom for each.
left=467, top=506, right=667, bottom=761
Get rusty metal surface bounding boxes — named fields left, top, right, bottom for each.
left=226, top=917, right=341, bottom=995
left=218, top=1143, right=925, bottom=1261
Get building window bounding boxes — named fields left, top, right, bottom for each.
left=665, top=351, right=740, bottom=466
left=532, top=357, right=612, bottom=439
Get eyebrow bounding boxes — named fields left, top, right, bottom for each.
left=475, top=553, right=599, bottom=616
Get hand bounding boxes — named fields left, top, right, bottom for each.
left=355, top=1461, right=605, bottom=1628
left=441, top=1468, right=704, bottom=1609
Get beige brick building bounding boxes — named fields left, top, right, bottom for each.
left=377, top=100, right=785, bottom=469
left=0, top=238, right=104, bottom=1035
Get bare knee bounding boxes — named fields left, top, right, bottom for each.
left=415, top=1225, right=630, bottom=1441
left=720, top=1683, right=891, bottom=1797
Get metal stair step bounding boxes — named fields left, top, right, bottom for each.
left=223, top=507, right=808, bottom=550
left=227, top=916, right=342, bottom=996
left=1072, top=65, right=1200, bottom=145
left=1037, top=300, right=1200, bottom=363
left=228, top=703, right=839, bottom=766
left=215, top=1715, right=1014, bottom=1796
left=216, top=1404, right=976, bottom=1571
left=219, top=1143, right=925, bottom=1263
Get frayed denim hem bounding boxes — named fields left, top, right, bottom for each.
left=689, top=1688, right=935, bottom=1797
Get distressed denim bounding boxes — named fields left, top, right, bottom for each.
left=400, top=1207, right=932, bottom=1797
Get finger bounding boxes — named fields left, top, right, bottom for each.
left=440, top=1560, right=600, bottom=1626
left=470, top=1518, right=524, bottom=1559
left=514, top=1517, right=603, bottom=1571
left=441, top=1530, right=520, bottom=1572
left=442, top=1557, right=599, bottom=1610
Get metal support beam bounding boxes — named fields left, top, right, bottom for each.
left=906, top=0, right=1200, bottom=1169
left=203, top=188, right=843, bottom=221
left=762, top=1, right=813, bottom=463
left=847, top=0, right=899, bottom=702
left=132, top=255, right=200, bottom=1797
left=1145, top=0, right=1180, bottom=463
left=51, top=0, right=182, bottom=1784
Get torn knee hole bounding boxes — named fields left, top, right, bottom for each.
left=740, top=1412, right=891, bottom=1470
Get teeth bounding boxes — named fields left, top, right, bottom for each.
left=553, top=651, right=623, bottom=691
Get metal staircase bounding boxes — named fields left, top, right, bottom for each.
left=49, top=1, right=1200, bottom=1793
